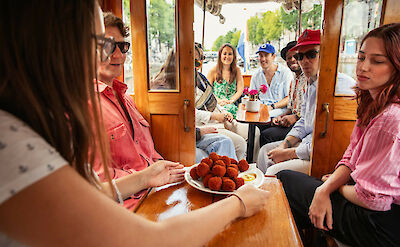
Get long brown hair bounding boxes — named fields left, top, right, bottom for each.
left=216, top=43, right=238, bottom=84
left=0, top=0, right=111, bottom=184
left=355, top=23, right=400, bottom=126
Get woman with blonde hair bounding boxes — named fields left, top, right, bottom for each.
left=207, top=43, right=244, bottom=118
left=0, top=1, right=269, bottom=246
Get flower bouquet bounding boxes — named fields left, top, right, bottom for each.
left=243, top=84, right=268, bottom=101
left=243, top=85, right=267, bottom=112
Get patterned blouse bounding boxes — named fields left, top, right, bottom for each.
left=213, top=79, right=238, bottom=118
left=0, top=110, right=67, bottom=246
left=287, top=73, right=307, bottom=117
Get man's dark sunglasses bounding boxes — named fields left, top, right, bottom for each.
left=112, top=41, right=130, bottom=54
left=293, top=49, right=319, bottom=61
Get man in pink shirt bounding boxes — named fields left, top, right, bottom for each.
left=93, top=13, right=184, bottom=209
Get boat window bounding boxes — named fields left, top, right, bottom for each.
left=335, top=0, right=383, bottom=96
left=147, top=0, right=178, bottom=91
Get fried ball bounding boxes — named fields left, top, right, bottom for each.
left=238, top=159, right=249, bottom=172
left=202, top=173, right=213, bottom=188
left=228, top=164, right=239, bottom=171
left=209, top=152, right=220, bottom=162
left=197, top=162, right=210, bottom=177
left=208, top=176, right=222, bottom=191
left=226, top=167, right=239, bottom=178
left=222, top=178, right=236, bottom=192
left=190, top=166, right=199, bottom=180
left=214, top=160, right=226, bottom=168
left=221, top=156, right=231, bottom=166
left=230, top=158, right=238, bottom=165
left=221, top=177, right=231, bottom=186
left=211, top=164, right=226, bottom=177
left=201, top=157, right=213, bottom=168
left=233, top=177, right=245, bottom=188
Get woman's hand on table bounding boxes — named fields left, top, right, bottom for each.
left=144, top=160, right=185, bottom=188
left=235, top=184, right=270, bottom=217
left=308, top=186, right=333, bottom=231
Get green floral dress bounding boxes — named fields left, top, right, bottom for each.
left=213, top=79, right=238, bottom=118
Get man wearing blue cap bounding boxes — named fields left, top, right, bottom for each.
left=249, top=43, right=294, bottom=118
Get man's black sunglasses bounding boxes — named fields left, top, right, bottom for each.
left=293, top=49, right=319, bottom=61
left=112, top=41, right=130, bottom=54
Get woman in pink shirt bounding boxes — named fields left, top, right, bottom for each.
left=277, top=23, right=400, bottom=246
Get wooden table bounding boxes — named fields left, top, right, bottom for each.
left=135, top=177, right=302, bottom=247
left=236, top=103, right=270, bottom=162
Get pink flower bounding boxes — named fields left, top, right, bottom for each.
left=249, top=89, right=258, bottom=96
left=260, top=84, right=268, bottom=94
left=243, top=87, right=249, bottom=95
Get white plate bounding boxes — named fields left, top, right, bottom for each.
left=184, top=163, right=264, bottom=195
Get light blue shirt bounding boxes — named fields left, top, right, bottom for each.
left=249, top=63, right=293, bottom=117
left=287, top=77, right=318, bottom=160
left=335, top=72, right=357, bottom=95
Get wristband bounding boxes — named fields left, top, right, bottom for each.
left=230, top=193, right=246, bottom=217
left=111, top=179, right=124, bottom=206
left=271, top=104, right=275, bottom=109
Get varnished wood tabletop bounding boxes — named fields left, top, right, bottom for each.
left=134, top=177, right=303, bottom=247
left=236, top=103, right=270, bottom=124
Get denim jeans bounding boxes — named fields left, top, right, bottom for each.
left=196, top=133, right=237, bottom=163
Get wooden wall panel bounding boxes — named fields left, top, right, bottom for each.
left=329, top=121, right=355, bottom=170
left=381, top=0, right=400, bottom=24
left=312, top=121, right=354, bottom=178
left=101, top=0, right=122, bottom=17
left=151, top=115, right=180, bottom=162
left=130, top=0, right=195, bottom=165
left=333, top=97, right=357, bottom=120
